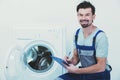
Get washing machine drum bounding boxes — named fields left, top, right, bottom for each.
left=5, top=41, right=55, bottom=80
left=25, top=45, right=53, bottom=72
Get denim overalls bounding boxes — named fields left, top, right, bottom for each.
left=58, top=28, right=111, bottom=80
left=75, top=28, right=105, bottom=68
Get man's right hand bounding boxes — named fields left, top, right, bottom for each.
left=64, top=56, right=72, bottom=64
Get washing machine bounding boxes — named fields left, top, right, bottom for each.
left=4, top=26, right=66, bottom=80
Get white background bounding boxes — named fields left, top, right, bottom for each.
left=0, top=0, right=120, bottom=80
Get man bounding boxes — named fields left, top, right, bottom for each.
left=55, top=1, right=111, bottom=80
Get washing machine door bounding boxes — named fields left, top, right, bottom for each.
left=5, top=46, right=26, bottom=80
left=24, top=41, right=54, bottom=73
left=5, top=41, right=57, bottom=80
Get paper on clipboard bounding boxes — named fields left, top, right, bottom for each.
left=51, top=56, right=69, bottom=67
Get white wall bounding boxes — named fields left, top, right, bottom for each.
left=0, top=0, right=120, bottom=80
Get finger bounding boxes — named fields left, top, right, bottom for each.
left=62, top=62, right=69, bottom=69
left=64, top=56, right=69, bottom=60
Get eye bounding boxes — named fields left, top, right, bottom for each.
left=77, top=13, right=83, bottom=17
left=86, top=13, right=91, bottom=16
left=86, top=14, right=89, bottom=16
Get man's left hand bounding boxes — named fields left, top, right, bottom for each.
left=64, top=64, right=79, bottom=74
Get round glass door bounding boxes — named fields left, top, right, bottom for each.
left=23, top=41, right=54, bottom=73
left=5, top=41, right=55, bottom=80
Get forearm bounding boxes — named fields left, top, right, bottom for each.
left=76, top=63, right=105, bottom=74
left=75, top=57, right=106, bottom=74
left=71, top=49, right=79, bottom=65
left=65, top=58, right=106, bottom=74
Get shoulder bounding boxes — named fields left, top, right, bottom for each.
left=96, top=31, right=108, bottom=41
left=75, top=28, right=81, bottom=34
left=95, top=29, right=108, bottom=44
left=95, top=28, right=108, bottom=39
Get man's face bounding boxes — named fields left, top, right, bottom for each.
left=77, top=8, right=95, bottom=28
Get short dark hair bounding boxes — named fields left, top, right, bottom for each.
left=76, top=1, right=95, bottom=15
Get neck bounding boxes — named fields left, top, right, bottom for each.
left=83, top=25, right=96, bottom=38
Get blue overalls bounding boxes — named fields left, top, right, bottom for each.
left=58, top=28, right=111, bottom=80
left=75, top=28, right=101, bottom=68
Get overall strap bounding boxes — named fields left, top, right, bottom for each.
left=93, top=30, right=103, bottom=63
left=75, top=28, right=80, bottom=49
left=92, top=30, right=103, bottom=47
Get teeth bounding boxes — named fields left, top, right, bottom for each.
left=82, top=21, right=88, bottom=23
left=82, top=21, right=88, bottom=22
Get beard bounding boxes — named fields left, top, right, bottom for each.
left=80, top=20, right=92, bottom=28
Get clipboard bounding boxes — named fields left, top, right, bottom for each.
left=51, top=56, right=69, bottom=67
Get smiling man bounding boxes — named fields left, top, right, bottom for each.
left=55, top=1, right=112, bottom=80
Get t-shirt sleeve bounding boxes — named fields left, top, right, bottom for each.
left=95, top=32, right=109, bottom=57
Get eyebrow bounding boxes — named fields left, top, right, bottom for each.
left=78, top=13, right=91, bottom=15
left=87, top=13, right=90, bottom=15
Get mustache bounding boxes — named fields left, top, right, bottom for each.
left=80, top=20, right=89, bottom=22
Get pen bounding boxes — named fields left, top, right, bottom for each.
left=67, top=51, right=71, bottom=58
left=66, top=51, right=71, bottom=64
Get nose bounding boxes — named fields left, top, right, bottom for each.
left=81, top=15, right=86, bottom=20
